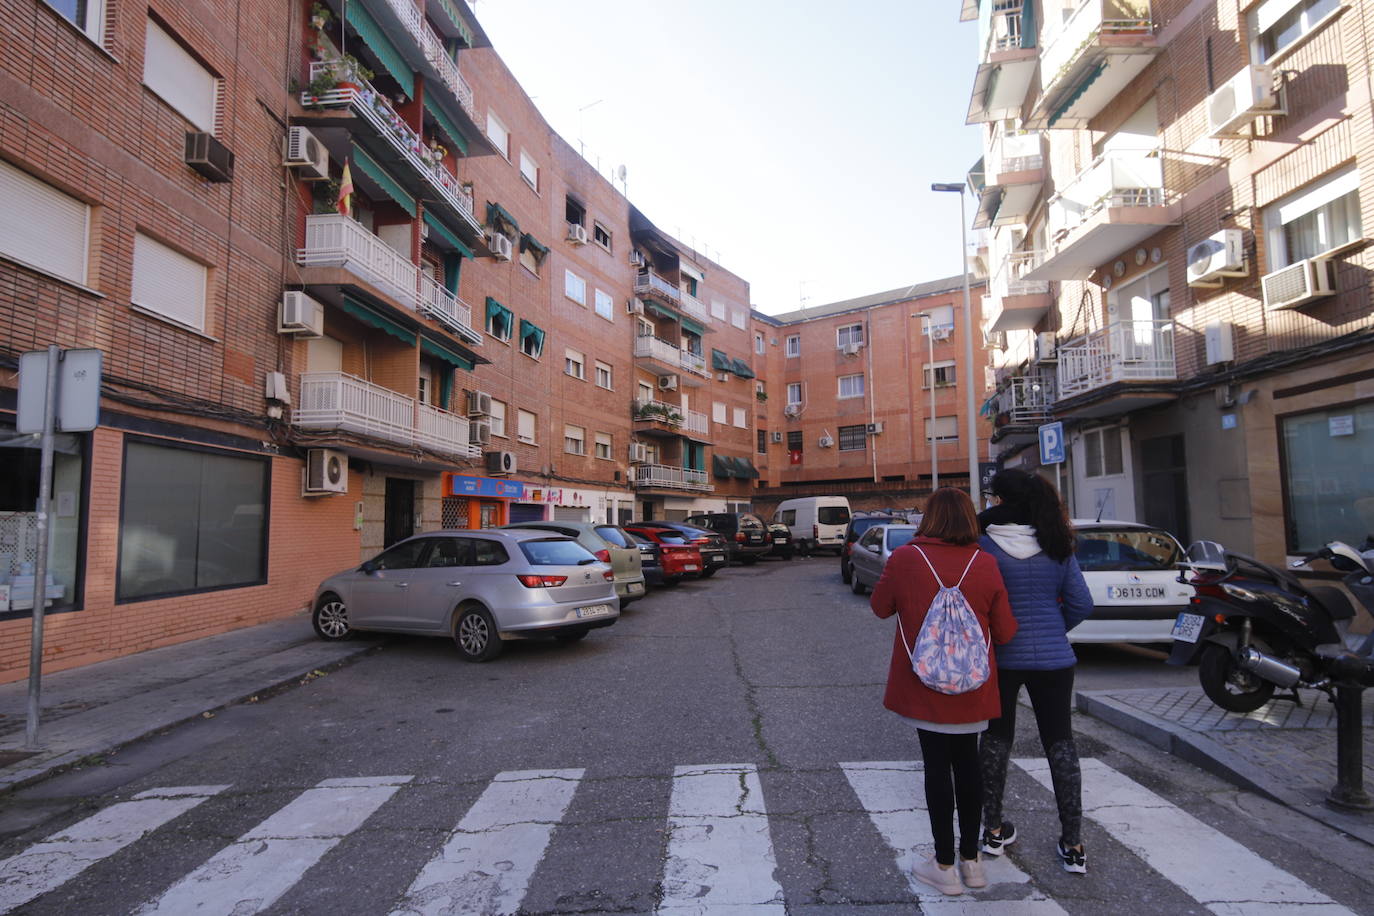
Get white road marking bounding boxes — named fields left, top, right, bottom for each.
left=136, top=775, right=411, bottom=915
left=0, top=785, right=229, bottom=914
left=1015, top=757, right=1355, bottom=915
left=657, top=763, right=785, bottom=915
left=390, top=768, right=583, bottom=916
left=841, top=761, right=1066, bottom=914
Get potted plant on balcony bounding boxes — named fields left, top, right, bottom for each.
left=333, top=54, right=373, bottom=92
left=755, top=390, right=768, bottom=403
left=309, top=1, right=332, bottom=31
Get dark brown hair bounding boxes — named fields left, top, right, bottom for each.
left=988, top=469, right=1075, bottom=561
left=916, top=487, right=980, bottom=546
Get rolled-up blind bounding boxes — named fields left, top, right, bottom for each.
left=132, top=233, right=207, bottom=331
left=0, top=160, right=88, bottom=285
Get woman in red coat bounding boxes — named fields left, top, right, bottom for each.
left=870, top=487, right=1018, bottom=896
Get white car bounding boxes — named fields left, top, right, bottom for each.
left=1070, top=519, right=1194, bottom=643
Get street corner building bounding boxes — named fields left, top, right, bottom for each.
left=961, top=0, right=1373, bottom=559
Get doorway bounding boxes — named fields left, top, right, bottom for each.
left=1140, top=435, right=1189, bottom=543
left=384, top=478, right=417, bottom=546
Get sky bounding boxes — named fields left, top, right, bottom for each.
left=469, top=0, right=982, bottom=315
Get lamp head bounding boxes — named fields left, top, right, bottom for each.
left=931, top=182, right=964, bottom=193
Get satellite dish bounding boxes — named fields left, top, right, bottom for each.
left=617, top=165, right=627, bottom=181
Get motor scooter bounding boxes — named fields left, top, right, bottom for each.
left=1167, top=539, right=1374, bottom=712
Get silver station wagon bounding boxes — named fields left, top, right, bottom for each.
left=311, top=529, right=620, bottom=661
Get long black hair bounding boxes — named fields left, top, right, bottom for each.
left=986, top=469, right=1075, bottom=561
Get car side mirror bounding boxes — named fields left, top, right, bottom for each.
left=360, top=560, right=379, bottom=575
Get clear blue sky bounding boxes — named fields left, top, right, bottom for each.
left=471, top=1, right=981, bottom=314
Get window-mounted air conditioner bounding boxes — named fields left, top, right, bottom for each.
left=305, top=448, right=347, bottom=494
left=467, top=390, right=493, bottom=418
left=284, top=126, right=329, bottom=180
left=489, top=233, right=514, bottom=261
left=1187, top=229, right=1247, bottom=287
left=658, top=374, right=678, bottom=391
left=1262, top=257, right=1335, bottom=310
left=866, top=422, right=884, bottom=435
left=485, top=450, right=517, bottom=476
left=1034, top=332, right=1057, bottom=363
left=279, top=291, right=324, bottom=337
left=626, top=297, right=645, bottom=315
left=469, top=420, right=492, bottom=446
left=1208, top=65, right=1279, bottom=137
left=185, top=132, right=235, bottom=183
left=818, top=435, right=835, bottom=448
left=628, top=442, right=649, bottom=463
left=770, top=431, right=783, bottom=444
left=567, top=223, right=588, bottom=245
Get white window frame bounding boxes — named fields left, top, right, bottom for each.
left=786, top=382, right=803, bottom=405
left=486, top=111, right=510, bottom=159
left=836, top=323, right=864, bottom=348
left=1249, top=0, right=1341, bottom=64
left=143, top=18, right=219, bottom=133
left=594, top=432, right=612, bottom=460
left=1263, top=167, right=1362, bottom=269
left=754, top=332, right=765, bottom=355
left=594, top=361, right=613, bottom=390
left=564, top=348, right=585, bottom=380
left=594, top=288, right=614, bottom=321
left=637, top=381, right=655, bottom=404
left=926, top=415, right=959, bottom=442
left=592, top=221, right=612, bottom=252
left=733, top=407, right=747, bottom=428
left=131, top=232, right=208, bottom=332
left=564, top=424, right=586, bottom=456
left=489, top=399, right=507, bottom=438
left=518, top=149, right=539, bottom=191
left=0, top=159, right=90, bottom=286
left=838, top=374, right=865, bottom=400
left=52, top=0, right=107, bottom=45
left=517, top=408, right=537, bottom=444
left=922, top=359, right=958, bottom=389
left=730, top=309, right=746, bottom=330
left=711, top=299, right=727, bottom=321
left=712, top=401, right=728, bottom=424
left=564, top=269, right=587, bottom=305
left=1083, top=427, right=1125, bottom=478
left=785, top=334, right=800, bottom=358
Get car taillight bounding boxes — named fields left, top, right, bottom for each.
left=603, top=569, right=614, bottom=581
left=735, top=532, right=746, bottom=542
left=594, top=548, right=611, bottom=562
left=517, top=574, right=567, bottom=588
left=813, top=525, right=819, bottom=538
left=692, top=537, right=710, bottom=545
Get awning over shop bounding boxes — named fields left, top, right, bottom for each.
left=422, top=95, right=470, bottom=157
left=730, top=358, right=756, bottom=379
left=710, top=349, right=731, bottom=371
left=711, top=454, right=735, bottom=479
left=485, top=201, right=519, bottom=236
left=423, top=211, right=475, bottom=258
left=342, top=295, right=415, bottom=345
left=345, top=1, right=414, bottom=99
left=420, top=334, right=475, bottom=371
left=352, top=144, right=416, bottom=216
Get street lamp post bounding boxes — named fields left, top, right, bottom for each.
left=916, top=312, right=938, bottom=490
left=931, top=182, right=980, bottom=507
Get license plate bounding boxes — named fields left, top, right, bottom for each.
left=1171, top=612, right=1205, bottom=643
left=1107, top=584, right=1167, bottom=599
left=772, top=536, right=785, bottom=543
left=576, top=604, right=611, bottom=619
left=684, top=564, right=699, bottom=571
left=627, top=583, right=644, bottom=594
left=709, top=553, right=724, bottom=561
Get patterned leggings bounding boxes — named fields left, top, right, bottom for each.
left=979, top=666, right=1082, bottom=847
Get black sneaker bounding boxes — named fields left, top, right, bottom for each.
left=1057, top=839, right=1086, bottom=874
left=980, top=821, right=1017, bottom=856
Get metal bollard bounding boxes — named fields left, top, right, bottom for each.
left=1326, top=686, right=1373, bottom=812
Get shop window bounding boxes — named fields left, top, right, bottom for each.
left=1282, top=403, right=1374, bottom=552
left=0, top=427, right=85, bottom=617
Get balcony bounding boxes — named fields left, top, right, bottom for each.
left=974, top=129, right=1045, bottom=228
left=633, top=399, right=710, bottom=438
left=301, top=62, right=481, bottom=238
left=1025, top=151, right=1175, bottom=281
left=966, top=0, right=1039, bottom=123
left=633, top=334, right=709, bottom=384
left=985, top=250, right=1051, bottom=332
left=679, top=292, right=710, bottom=324
left=1055, top=319, right=1177, bottom=413
left=635, top=270, right=681, bottom=304
left=997, top=373, right=1057, bottom=424
left=298, top=213, right=480, bottom=343
left=294, top=370, right=479, bottom=459
left=362, top=0, right=477, bottom=121
left=631, top=464, right=712, bottom=492
left=1026, top=0, right=1158, bottom=129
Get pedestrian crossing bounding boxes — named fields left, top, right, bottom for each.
left=0, top=760, right=1356, bottom=915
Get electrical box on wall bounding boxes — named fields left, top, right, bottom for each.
left=1205, top=321, right=1235, bottom=364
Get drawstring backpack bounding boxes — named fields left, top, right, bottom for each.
left=896, top=546, right=991, bottom=695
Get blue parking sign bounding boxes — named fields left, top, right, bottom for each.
left=1039, top=421, right=1065, bottom=465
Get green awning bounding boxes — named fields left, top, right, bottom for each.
left=680, top=316, right=705, bottom=337
left=730, top=358, right=756, bottom=379
left=342, top=295, right=415, bottom=345
left=710, top=349, right=731, bottom=371
left=485, top=201, right=519, bottom=235
left=736, top=457, right=760, bottom=479
left=352, top=144, right=416, bottom=216
left=434, top=0, right=476, bottom=47
left=423, top=95, right=470, bottom=157
left=424, top=210, right=475, bottom=258
left=646, top=301, right=678, bottom=321
left=518, top=318, right=545, bottom=355
left=345, top=2, right=414, bottom=99
left=711, top=454, right=735, bottom=479
left=485, top=297, right=512, bottom=337
left=1049, top=60, right=1106, bottom=127
left=421, top=335, right=475, bottom=371
left=520, top=233, right=548, bottom=260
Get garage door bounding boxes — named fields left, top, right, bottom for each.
left=509, top=503, right=545, bottom=523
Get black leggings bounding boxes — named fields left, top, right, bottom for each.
left=916, top=729, right=983, bottom=866
left=979, top=666, right=1082, bottom=847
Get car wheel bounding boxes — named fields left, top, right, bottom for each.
left=312, top=594, right=353, bottom=641
left=840, top=559, right=852, bottom=584
left=850, top=573, right=867, bottom=596
left=453, top=605, right=503, bottom=662
left=1199, top=643, right=1274, bottom=712
left=554, top=629, right=589, bottom=643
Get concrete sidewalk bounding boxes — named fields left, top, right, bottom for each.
left=0, top=613, right=374, bottom=793
left=1078, top=686, right=1374, bottom=846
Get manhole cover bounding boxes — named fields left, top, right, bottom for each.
left=0, top=750, right=38, bottom=767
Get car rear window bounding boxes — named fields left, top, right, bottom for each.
left=654, top=532, right=689, bottom=544
left=1076, top=528, right=1182, bottom=571
left=594, top=526, right=632, bottom=548
left=819, top=506, right=851, bottom=525
left=740, top=514, right=765, bottom=529
left=886, top=527, right=917, bottom=550
left=850, top=517, right=892, bottom=539
left=519, top=538, right=597, bottom=566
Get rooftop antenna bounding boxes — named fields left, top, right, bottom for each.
left=617, top=164, right=627, bottom=198
left=577, top=99, right=603, bottom=158
left=798, top=280, right=812, bottom=315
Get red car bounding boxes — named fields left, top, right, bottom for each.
left=623, top=525, right=704, bottom=584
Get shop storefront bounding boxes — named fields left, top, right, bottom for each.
left=0, top=425, right=86, bottom=617
left=441, top=473, right=524, bottom=529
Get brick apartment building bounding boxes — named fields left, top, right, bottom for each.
left=751, top=276, right=994, bottom=515
left=964, top=0, right=1373, bottom=559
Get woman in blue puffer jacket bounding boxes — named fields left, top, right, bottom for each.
left=975, top=469, right=1094, bottom=875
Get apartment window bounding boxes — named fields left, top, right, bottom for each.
left=838, top=425, right=867, bottom=451
left=637, top=381, right=654, bottom=404
left=594, top=288, right=613, bottom=321
left=594, top=432, right=613, bottom=460
left=712, top=401, right=728, bottom=424
left=51, top=0, right=107, bottom=44
left=926, top=416, right=959, bottom=442
left=132, top=233, right=207, bottom=331
left=518, top=150, right=539, bottom=190
left=785, top=335, right=800, bottom=358
left=1264, top=167, right=1362, bottom=269
left=754, top=332, right=765, bottom=355
left=517, top=409, right=536, bottom=444
left=593, top=222, right=612, bottom=251
left=711, top=299, right=726, bottom=320
left=731, top=309, right=747, bottom=330
left=564, top=425, right=586, bottom=456
left=143, top=18, right=218, bottom=132
left=489, top=399, right=507, bottom=437
left=787, top=430, right=803, bottom=451
left=519, top=319, right=545, bottom=359
left=519, top=234, right=547, bottom=276
left=733, top=407, right=747, bottom=429
left=564, top=348, right=585, bottom=380
left=1281, top=402, right=1374, bottom=551
left=565, top=197, right=585, bottom=226
left=117, top=439, right=268, bottom=601
left=1250, top=0, right=1340, bottom=63
left=683, top=276, right=698, bottom=297
left=1083, top=427, right=1124, bottom=477
left=786, top=382, right=803, bottom=405
left=0, top=160, right=89, bottom=286
left=922, top=305, right=955, bottom=334
left=757, top=429, right=767, bottom=454
left=838, top=374, right=865, bottom=399
left=836, top=323, right=864, bottom=349
left=564, top=269, right=587, bottom=305
left=486, top=111, right=510, bottom=158
left=486, top=298, right=513, bottom=342
left=594, top=361, right=613, bottom=389
left=923, top=360, right=958, bottom=388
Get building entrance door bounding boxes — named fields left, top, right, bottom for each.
left=1140, top=434, right=1189, bottom=544
left=384, top=478, right=417, bottom=546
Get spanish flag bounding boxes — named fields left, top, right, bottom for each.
left=337, top=160, right=354, bottom=218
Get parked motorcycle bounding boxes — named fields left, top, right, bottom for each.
left=1168, top=539, right=1374, bottom=712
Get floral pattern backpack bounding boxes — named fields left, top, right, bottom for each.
left=896, top=546, right=991, bottom=695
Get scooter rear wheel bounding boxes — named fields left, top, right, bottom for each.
left=1199, top=643, right=1276, bottom=713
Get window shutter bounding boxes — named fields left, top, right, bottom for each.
left=143, top=19, right=218, bottom=132
left=0, top=160, right=88, bottom=285
left=132, top=233, right=207, bottom=330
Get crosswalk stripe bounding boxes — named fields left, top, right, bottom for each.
left=658, top=763, right=785, bottom=914
left=390, top=768, right=583, bottom=916
left=134, top=775, right=411, bottom=915
left=841, top=761, right=1066, bottom=914
left=1015, top=758, right=1356, bottom=915
left=0, top=785, right=229, bottom=914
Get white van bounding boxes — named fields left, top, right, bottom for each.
left=773, top=496, right=852, bottom=555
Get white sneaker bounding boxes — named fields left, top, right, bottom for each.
left=913, top=855, right=964, bottom=896
left=959, top=855, right=988, bottom=889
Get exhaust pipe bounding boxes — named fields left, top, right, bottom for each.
left=1237, top=647, right=1302, bottom=687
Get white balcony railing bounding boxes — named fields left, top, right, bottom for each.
left=682, top=409, right=709, bottom=436
left=635, top=271, right=681, bottom=303
left=634, top=334, right=682, bottom=367
left=1056, top=319, right=1176, bottom=398
left=381, top=0, right=476, bottom=118
left=993, top=250, right=1049, bottom=298
left=632, top=464, right=711, bottom=491
left=633, top=399, right=710, bottom=437
left=679, top=349, right=709, bottom=378
left=987, top=129, right=1043, bottom=176
left=1046, top=150, right=1165, bottom=241
left=985, top=0, right=1034, bottom=54
left=1041, top=0, right=1153, bottom=90
left=294, top=371, right=478, bottom=458
left=679, top=292, right=710, bottom=324
left=997, top=374, right=1057, bottom=423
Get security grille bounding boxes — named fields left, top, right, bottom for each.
left=441, top=497, right=469, bottom=529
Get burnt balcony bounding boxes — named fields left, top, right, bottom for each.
left=635, top=270, right=681, bottom=304
left=1055, top=319, right=1177, bottom=415
left=294, top=370, right=479, bottom=459
left=1026, top=0, right=1158, bottom=129
left=631, top=464, right=712, bottom=492
left=985, top=250, right=1051, bottom=332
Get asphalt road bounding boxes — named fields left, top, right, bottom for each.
left=1, top=556, right=1370, bottom=914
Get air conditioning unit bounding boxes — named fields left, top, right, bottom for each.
left=784, top=404, right=801, bottom=417
left=1261, top=257, right=1335, bottom=310
left=469, top=420, right=492, bottom=446
left=264, top=371, right=291, bottom=404
left=567, top=223, right=588, bottom=245
left=489, top=233, right=514, bottom=261
left=717, top=373, right=731, bottom=382
left=840, top=342, right=862, bottom=356
left=184, top=131, right=235, bottom=183
left=629, top=251, right=647, bottom=267
left=1187, top=229, right=1247, bottom=287
left=930, top=326, right=953, bottom=341
left=1205, top=320, right=1235, bottom=365
left=818, top=435, right=835, bottom=448
left=466, top=390, right=492, bottom=418
left=1034, top=332, right=1057, bottom=363
left=279, top=291, right=324, bottom=337
left=770, top=431, right=784, bottom=444
left=628, top=442, right=649, bottom=463
left=984, top=330, right=1007, bottom=350
left=485, top=450, right=517, bottom=476
left=283, top=126, right=329, bottom=180
left=305, top=448, right=347, bottom=494
left=866, top=422, right=884, bottom=435
left=658, top=374, right=679, bottom=391
left=1208, top=64, right=1279, bottom=137
left=626, top=297, right=645, bottom=315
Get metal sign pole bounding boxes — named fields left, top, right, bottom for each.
left=25, top=345, right=60, bottom=749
